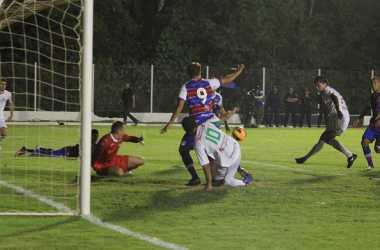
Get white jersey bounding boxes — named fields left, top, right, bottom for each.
left=321, top=86, right=347, bottom=113
left=0, top=90, right=12, bottom=118
left=194, top=122, right=240, bottom=168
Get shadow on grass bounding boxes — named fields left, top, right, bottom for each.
left=101, top=187, right=229, bottom=222
left=0, top=217, right=81, bottom=239
left=358, top=169, right=380, bottom=180
left=152, top=165, right=184, bottom=175
left=291, top=174, right=337, bottom=184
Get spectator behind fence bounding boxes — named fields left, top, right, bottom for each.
left=283, top=86, right=298, bottom=128
left=267, top=85, right=281, bottom=127
left=246, top=85, right=264, bottom=126
left=299, top=88, right=312, bottom=128
left=118, top=82, right=139, bottom=126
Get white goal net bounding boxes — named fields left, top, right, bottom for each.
left=0, top=0, right=83, bottom=215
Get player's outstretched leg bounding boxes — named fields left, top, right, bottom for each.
left=179, top=146, right=200, bottom=186
left=295, top=140, right=325, bottom=164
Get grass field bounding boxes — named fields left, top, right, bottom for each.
left=0, top=124, right=380, bottom=249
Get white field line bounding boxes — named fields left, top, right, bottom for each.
left=0, top=180, right=188, bottom=250
left=241, top=160, right=380, bottom=181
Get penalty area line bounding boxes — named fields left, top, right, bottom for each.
left=0, top=180, right=188, bottom=250
left=241, top=160, right=380, bottom=181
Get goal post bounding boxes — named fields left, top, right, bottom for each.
left=0, top=0, right=91, bottom=216
left=80, top=0, right=93, bottom=216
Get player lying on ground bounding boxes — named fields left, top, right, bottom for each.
left=160, top=62, right=245, bottom=186
left=15, top=129, right=99, bottom=157
left=181, top=116, right=252, bottom=190
left=295, top=76, right=357, bottom=168
left=92, top=121, right=145, bottom=176
left=352, top=76, right=380, bottom=170
left=0, top=79, right=14, bottom=152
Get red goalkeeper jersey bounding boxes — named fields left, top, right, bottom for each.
left=92, top=133, right=138, bottom=165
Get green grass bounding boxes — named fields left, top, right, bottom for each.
left=1, top=124, right=380, bottom=249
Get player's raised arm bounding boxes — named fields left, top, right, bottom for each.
left=220, top=64, right=245, bottom=84
left=160, top=99, right=185, bottom=134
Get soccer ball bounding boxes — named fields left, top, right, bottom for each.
left=232, top=127, right=246, bottom=141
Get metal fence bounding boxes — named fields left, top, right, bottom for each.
left=94, top=65, right=378, bottom=118
left=2, top=64, right=379, bottom=118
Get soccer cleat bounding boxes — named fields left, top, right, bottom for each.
left=212, top=179, right=224, bottom=187
left=347, top=153, right=357, bottom=168
left=366, top=166, right=374, bottom=170
left=295, top=157, right=306, bottom=164
left=243, top=174, right=253, bottom=185
left=237, top=166, right=250, bottom=178
left=14, top=146, right=27, bottom=157
left=140, top=132, right=145, bottom=146
left=187, top=177, right=201, bottom=186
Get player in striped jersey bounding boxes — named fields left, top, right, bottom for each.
left=0, top=79, right=14, bottom=152
left=352, top=76, right=380, bottom=170
left=160, top=62, right=245, bottom=185
left=295, top=76, right=357, bottom=168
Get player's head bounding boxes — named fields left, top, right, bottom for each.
left=111, top=121, right=125, bottom=139
left=288, top=86, right=293, bottom=92
left=124, top=82, right=130, bottom=88
left=0, top=79, right=7, bottom=91
left=181, top=116, right=198, bottom=134
left=314, top=75, right=329, bottom=92
left=254, top=85, right=260, bottom=92
left=371, top=76, right=380, bottom=92
left=187, top=62, right=201, bottom=79
left=91, top=129, right=99, bottom=144
left=272, top=85, right=277, bottom=92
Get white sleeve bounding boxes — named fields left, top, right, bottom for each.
left=178, top=84, right=187, bottom=101
left=207, top=78, right=221, bottom=90
left=195, top=140, right=209, bottom=166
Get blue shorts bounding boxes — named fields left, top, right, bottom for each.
left=362, top=124, right=380, bottom=145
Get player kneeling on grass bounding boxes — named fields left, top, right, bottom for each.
left=92, top=121, right=145, bottom=176
left=352, top=76, right=380, bottom=170
left=181, top=116, right=252, bottom=190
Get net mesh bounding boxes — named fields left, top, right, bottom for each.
left=0, top=0, right=82, bottom=215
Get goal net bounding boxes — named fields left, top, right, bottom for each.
left=0, top=0, right=83, bottom=215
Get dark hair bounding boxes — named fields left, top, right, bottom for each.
left=91, top=129, right=99, bottom=135
left=1, top=79, right=7, bottom=83
left=181, top=116, right=197, bottom=133
left=314, top=75, right=329, bottom=85
left=111, top=121, right=124, bottom=133
left=187, top=62, right=201, bottom=78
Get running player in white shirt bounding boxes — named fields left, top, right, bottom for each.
left=295, top=76, right=357, bottom=168
left=0, top=79, right=14, bottom=152
left=181, top=116, right=252, bottom=190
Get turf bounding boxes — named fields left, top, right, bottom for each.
left=0, top=124, right=380, bottom=249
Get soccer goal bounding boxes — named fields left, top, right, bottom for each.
left=0, top=0, right=93, bottom=216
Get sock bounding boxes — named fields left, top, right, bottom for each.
left=329, top=139, right=352, bottom=157
left=304, top=140, right=325, bottom=159
left=0, top=136, right=5, bottom=142
left=180, top=151, right=198, bottom=178
left=362, top=145, right=374, bottom=167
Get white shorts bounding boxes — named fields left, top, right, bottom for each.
left=0, top=117, right=6, bottom=129
left=326, top=109, right=349, bottom=136
left=209, top=147, right=245, bottom=187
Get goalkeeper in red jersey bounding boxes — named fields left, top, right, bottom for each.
left=92, top=121, right=145, bottom=176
